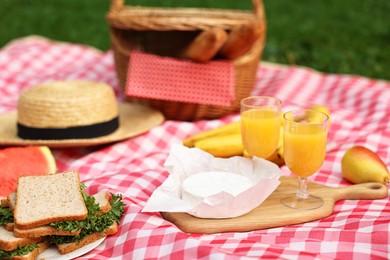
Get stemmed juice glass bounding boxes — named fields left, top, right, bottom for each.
left=281, top=110, right=329, bottom=210
left=240, top=96, right=282, bottom=159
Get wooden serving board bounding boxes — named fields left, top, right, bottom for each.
left=161, top=176, right=388, bottom=234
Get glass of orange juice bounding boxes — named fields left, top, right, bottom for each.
left=281, top=110, right=329, bottom=210
left=240, top=96, right=282, bottom=159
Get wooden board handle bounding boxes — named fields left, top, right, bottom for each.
left=332, top=182, right=388, bottom=201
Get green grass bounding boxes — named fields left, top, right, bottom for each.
left=0, top=0, right=389, bottom=80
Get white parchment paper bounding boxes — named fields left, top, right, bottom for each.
left=142, top=144, right=281, bottom=218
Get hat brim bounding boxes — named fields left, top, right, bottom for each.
left=0, top=102, right=164, bottom=148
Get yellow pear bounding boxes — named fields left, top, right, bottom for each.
left=341, top=146, right=389, bottom=184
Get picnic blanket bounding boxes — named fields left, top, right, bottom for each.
left=0, top=36, right=389, bottom=259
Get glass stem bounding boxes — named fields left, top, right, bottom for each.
left=296, top=177, right=309, bottom=199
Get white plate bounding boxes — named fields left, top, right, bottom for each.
left=38, top=237, right=106, bottom=260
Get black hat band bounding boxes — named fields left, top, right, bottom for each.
left=17, top=117, right=119, bottom=140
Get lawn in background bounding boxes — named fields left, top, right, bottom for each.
left=0, top=0, right=389, bottom=80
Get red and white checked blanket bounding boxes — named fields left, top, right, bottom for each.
left=1, top=36, right=389, bottom=259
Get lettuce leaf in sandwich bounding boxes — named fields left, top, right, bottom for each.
left=0, top=207, right=13, bottom=225
left=46, top=190, right=125, bottom=245
left=0, top=244, right=39, bottom=259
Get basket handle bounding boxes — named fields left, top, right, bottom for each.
left=252, top=0, right=265, bottom=20
left=109, top=0, right=265, bottom=19
left=109, top=0, right=124, bottom=14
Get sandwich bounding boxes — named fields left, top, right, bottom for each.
left=0, top=171, right=125, bottom=259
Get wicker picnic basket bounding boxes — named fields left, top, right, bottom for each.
left=106, top=0, right=266, bottom=121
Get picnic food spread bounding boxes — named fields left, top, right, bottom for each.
left=0, top=36, right=388, bottom=259
left=0, top=0, right=389, bottom=257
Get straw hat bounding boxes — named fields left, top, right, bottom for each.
left=0, top=81, right=164, bottom=147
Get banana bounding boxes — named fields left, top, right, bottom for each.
left=272, top=124, right=285, bottom=166
left=194, top=133, right=244, bottom=158
left=183, top=121, right=240, bottom=147
left=266, top=149, right=285, bottom=167
left=184, top=120, right=285, bottom=166
left=243, top=140, right=284, bottom=167
left=244, top=148, right=284, bottom=166
left=277, top=125, right=284, bottom=160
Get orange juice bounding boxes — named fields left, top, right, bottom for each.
left=241, top=108, right=280, bottom=158
left=284, top=125, right=327, bottom=177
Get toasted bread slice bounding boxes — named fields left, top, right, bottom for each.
left=14, top=171, right=88, bottom=230
left=0, top=226, right=43, bottom=252
left=8, top=241, right=50, bottom=260
left=56, top=222, right=118, bottom=255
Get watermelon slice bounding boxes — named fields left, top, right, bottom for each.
left=0, top=146, right=56, bottom=197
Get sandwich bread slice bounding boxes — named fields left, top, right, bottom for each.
left=1, top=191, right=80, bottom=238
left=56, top=222, right=118, bottom=254
left=14, top=171, right=88, bottom=230
left=0, top=226, right=43, bottom=252
left=10, top=191, right=110, bottom=238
left=13, top=225, right=81, bottom=239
